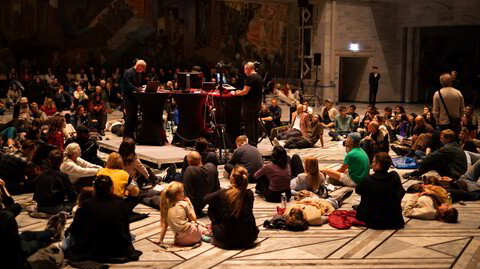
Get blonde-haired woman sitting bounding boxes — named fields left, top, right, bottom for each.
left=205, top=165, right=259, bottom=249
left=291, top=156, right=325, bottom=196
left=157, top=182, right=210, bottom=246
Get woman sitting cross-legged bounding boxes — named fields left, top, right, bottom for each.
left=97, top=153, right=140, bottom=213
left=291, top=156, right=325, bottom=196
left=65, top=175, right=142, bottom=263
left=254, top=146, right=292, bottom=202
left=157, top=182, right=211, bottom=246
left=205, top=165, right=259, bottom=249
left=119, top=137, right=158, bottom=188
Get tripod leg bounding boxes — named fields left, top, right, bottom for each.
left=258, top=118, right=273, bottom=146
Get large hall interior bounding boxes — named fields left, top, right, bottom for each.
left=1, top=0, right=480, bottom=268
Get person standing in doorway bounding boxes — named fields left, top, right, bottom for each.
left=234, top=62, right=263, bottom=147
left=369, top=66, right=381, bottom=107
left=122, top=59, right=146, bottom=139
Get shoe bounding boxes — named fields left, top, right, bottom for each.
left=46, top=211, right=68, bottom=241
left=272, top=138, right=281, bottom=147
left=166, top=163, right=177, bottom=176
left=402, top=171, right=420, bottom=180
left=202, top=235, right=211, bottom=243
left=331, top=137, right=338, bottom=141
left=336, top=190, right=353, bottom=207
left=100, top=130, right=105, bottom=136
left=391, top=145, right=409, bottom=156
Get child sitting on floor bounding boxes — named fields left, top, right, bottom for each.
left=157, top=182, right=211, bottom=246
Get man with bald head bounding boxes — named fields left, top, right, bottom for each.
left=122, top=59, right=147, bottom=139
left=361, top=120, right=389, bottom=162
left=276, top=103, right=309, bottom=140
left=433, top=73, right=464, bottom=133
left=183, top=151, right=220, bottom=215
left=412, top=115, right=434, bottom=141
left=233, top=62, right=263, bottom=146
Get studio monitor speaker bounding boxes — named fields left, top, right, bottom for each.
left=314, top=53, right=321, bottom=66
left=298, top=0, right=308, bottom=8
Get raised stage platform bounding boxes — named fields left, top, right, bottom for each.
left=98, top=135, right=275, bottom=166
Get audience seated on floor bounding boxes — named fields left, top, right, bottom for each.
left=183, top=151, right=220, bottom=216
left=119, top=137, right=157, bottom=188
left=33, top=149, right=77, bottom=214
left=328, top=105, right=353, bottom=141
left=60, top=142, right=102, bottom=189
left=403, top=129, right=467, bottom=180
left=348, top=105, right=360, bottom=131
left=403, top=184, right=458, bottom=223
left=290, top=156, right=325, bottom=196
left=69, top=105, right=89, bottom=130
left=360, top=121, right=389, bottom=162
left=66, top=175, right=142, bottom=263
left=97, top=153, right=140, bottom=213
left=322, top=132, right=370, bottom=187
left=47, top=115, right=66, bottom=151
left=355, top=152, right=405, bottom=229
left=205, top=165, right=259, bottom=249
left=174, top=137, right=218, bottom=183
left=276, top=104, right=309, bottom=141
left=70, top=125, right=104, bottom=166
left=0, top=140, right=38, bottom=194
left=319, top=99, right=337, bottom=129
left=459, top=127, right=478, bottom=153
left=455, top=159, right=480, bottom=200
left=158, top=182, right=211, bottom=246
left=224, top=135, right=263, bottom=182
left=255, top=146, right=292, bottom=202
left=268, top=98, right=283, bottom=127
left=283, top=113, right=324, bottom=149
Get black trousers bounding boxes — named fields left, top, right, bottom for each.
left=255, top=175, right=292, bottom=203
left=369, top=86, right=378, bottom=106
left=20, top=230, right=54, bottom=258
left=243, top=100, right=261, bottom=147
left=290, top=154, right=305, bottom=178
left=123, top=96, right=138, bottom=139
left=88, top=112, right=107, bottom=133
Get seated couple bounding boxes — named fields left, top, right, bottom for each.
left=157, top=166, right=258, bottom=249
left=274, top=104, right=325, bottom=149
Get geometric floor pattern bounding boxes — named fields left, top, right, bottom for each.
left=10, top=103, right=480, bottom=268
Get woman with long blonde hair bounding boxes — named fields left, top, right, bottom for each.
left=205, top=165, right=259, bottom=249
left=291, top=156, right=325, bottom=195
left=157, top=182, right=210, bottom=246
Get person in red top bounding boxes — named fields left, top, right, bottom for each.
left=40, top=98, right=57, bottom=116
left=47, top=116, right=66, bottom=151
left=88, top=92, right=107, bottom=135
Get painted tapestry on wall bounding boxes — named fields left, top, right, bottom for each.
left=219, top=2, right=288, bottom=77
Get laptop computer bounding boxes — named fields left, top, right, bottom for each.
left=145, top=81, right=160, bottom=92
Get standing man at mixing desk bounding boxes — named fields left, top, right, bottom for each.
left=233, top=62, right=263, bottom=147
left=122, top=59, right=146, bottom=139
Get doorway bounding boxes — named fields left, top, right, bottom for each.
left=338, top=57, right=369, bottom=102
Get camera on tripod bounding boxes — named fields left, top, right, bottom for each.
left=215, top=61, right=227, bottom=85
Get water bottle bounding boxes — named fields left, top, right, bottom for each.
left=447, top=192, right=452, bottom=205
left=281, top=193, right=287, bottom=208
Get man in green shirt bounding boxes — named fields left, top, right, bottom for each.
left=322, top=132, right=370, bottom=186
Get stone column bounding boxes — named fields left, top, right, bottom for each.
left=183, top=0, right=196, bottom=58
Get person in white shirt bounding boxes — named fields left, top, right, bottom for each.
left=60, top=143, right=102, bottom=189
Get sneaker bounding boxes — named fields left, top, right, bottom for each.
left=272, top=138, right=281, bottom=147
left=202, top=235, right=211, bottom=243
left=46, top=211, right=68, bottom=241
left=336, top=190, right=354, bottom=207
left=402, top=172, right=420, bottom=180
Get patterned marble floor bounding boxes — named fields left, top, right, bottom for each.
left=9, top=103, right=480, bottom=268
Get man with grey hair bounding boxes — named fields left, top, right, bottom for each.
left=122, top=59, right=147, bottom=139
left=433, top=72, right=464, bottom=132
left=233, top=62, right=263, bottom=146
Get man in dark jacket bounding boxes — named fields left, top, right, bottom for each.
left=404, top=129, right=467, bottom=180
left=183, top=151, right=220, bottom=216
left=33, top=150, right=77, bottom=214
left=356, top=152, right=405, bottom=229
left=122, top=59, right=146, bottom=139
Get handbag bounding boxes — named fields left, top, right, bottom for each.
left=437, top=90, right=461, bottom=133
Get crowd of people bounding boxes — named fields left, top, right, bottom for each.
left=1, top=62, right=480, bottom=268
